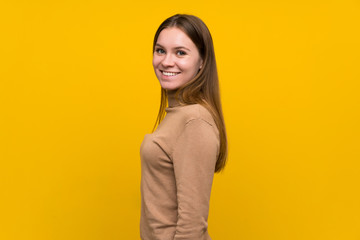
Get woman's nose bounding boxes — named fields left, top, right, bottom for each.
left=161, top=54, right=175, bottom=67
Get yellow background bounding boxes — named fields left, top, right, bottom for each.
left=1, top=0, right=359, bottom=239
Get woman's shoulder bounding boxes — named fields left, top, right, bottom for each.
left=154, top=104, right=219, bottom=151
left=167, top=104, right=215, bottom=127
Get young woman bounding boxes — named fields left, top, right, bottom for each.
left=140, top=14, right=228, bottom=240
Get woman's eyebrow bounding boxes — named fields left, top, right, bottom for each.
left=155, top=43, right=191, bottom=52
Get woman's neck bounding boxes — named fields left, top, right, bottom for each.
left=167, top=90, right=181, bottom=108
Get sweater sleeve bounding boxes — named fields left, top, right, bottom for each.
left=172, top=118, right=219, bottom=240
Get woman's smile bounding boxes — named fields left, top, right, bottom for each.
left=161, top=70, right=181, bottom=77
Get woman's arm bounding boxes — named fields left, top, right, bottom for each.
left=172, top=118, right=219, bottom=240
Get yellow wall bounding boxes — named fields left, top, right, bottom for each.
left=1, top=0, right=359, bottom=239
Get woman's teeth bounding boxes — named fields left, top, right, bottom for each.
left=162, top=71, right=179, bottom=76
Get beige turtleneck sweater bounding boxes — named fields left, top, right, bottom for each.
left=140, top=92, right=219, bottom=240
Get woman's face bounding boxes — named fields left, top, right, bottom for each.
left=153, top=27, right=203, bottom=91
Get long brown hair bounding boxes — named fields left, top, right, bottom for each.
left=152, top=14, right=228, bottom=173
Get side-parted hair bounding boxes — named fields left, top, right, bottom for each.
left=152, top=14, right=228, bottom=173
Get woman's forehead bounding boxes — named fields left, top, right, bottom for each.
left=156, top=27, right=196, bottom=49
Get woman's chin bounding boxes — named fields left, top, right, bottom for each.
left=159, top=83, right=179, bottom=91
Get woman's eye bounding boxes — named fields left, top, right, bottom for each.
left=177, top=50, right=186, bottom=56
left=155, top=48, right=165, bottom=54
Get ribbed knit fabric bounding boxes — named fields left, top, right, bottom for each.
left=140, top=92, right=219, bottom=240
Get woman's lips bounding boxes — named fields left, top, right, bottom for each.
left=160, top=70, right=180, bottom=76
